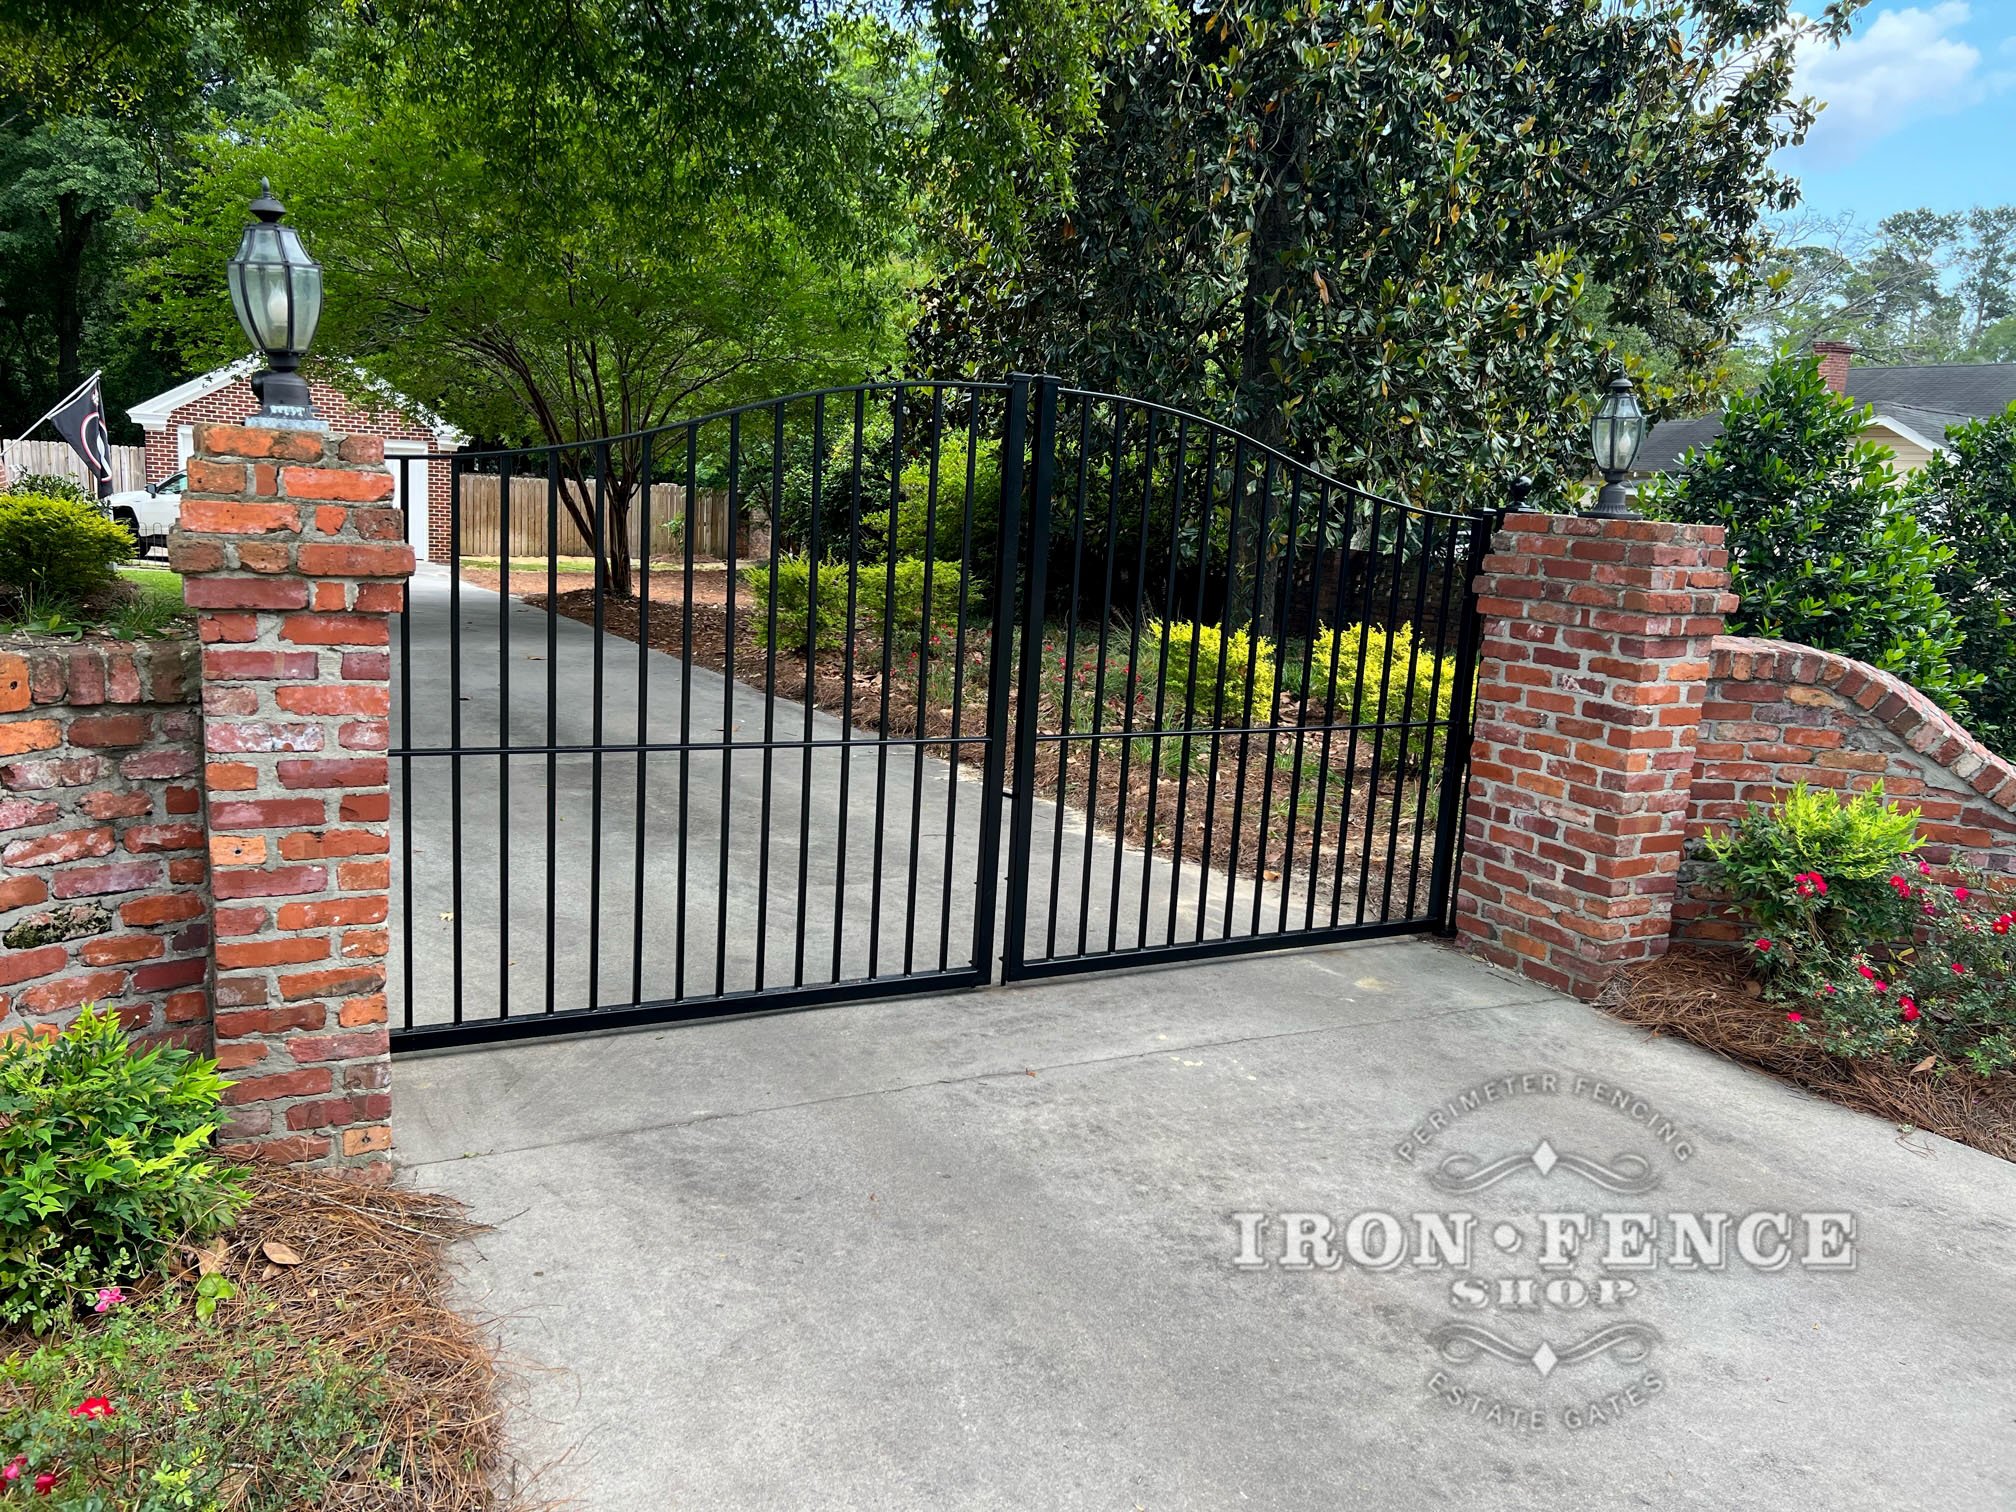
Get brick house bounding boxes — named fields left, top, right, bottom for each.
left=127, top=358, right=465, bottom=562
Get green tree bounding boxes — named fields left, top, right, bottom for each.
left=1907, top=404, right=2016, bottom=750
left=136, top=5, right=928, bottom=597
left=1645, top=355, right=1975, bottom=710
left=914, top=0, right=1861, bottom=514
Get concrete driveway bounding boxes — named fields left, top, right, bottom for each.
left=397, top=935, right=2016, bottom=1511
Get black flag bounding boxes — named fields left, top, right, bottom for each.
left=47, top=375, right=113, bottom=500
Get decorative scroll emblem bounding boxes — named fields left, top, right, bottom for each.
left=1429, top=1321, right=1662, bottom=1379
left=1427, top=1139, right=1659, bottom=1195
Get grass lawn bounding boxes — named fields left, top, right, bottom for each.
left=117, top=565, right=184, bottom=605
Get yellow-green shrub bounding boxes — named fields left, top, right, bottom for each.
left=745, top=557, right=970, bottom=653
left=1149, top=621, right=1277, bottom=728
left=1304, top=622, right=1458, bottom=764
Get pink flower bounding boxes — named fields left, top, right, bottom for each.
left=1857, top=963, right=1878, bottom=980
left=1822, top=983, right=1837, bottom=995
left=3, top=1457, right=23, bottom=1483
left=1919, top=859, right=1933, bottom=875
left=93, top=1285, right=123, bottom=1314
left=33, top=1471, right=56, bottom=1495
left=1901, top=999, right=1921, bottom=1022
left=1954, top=886, right=1971, bottom=902
left=1872, top=980, right=1888, bottom=994
left=1786, top=1011, right=1803, bottom=1023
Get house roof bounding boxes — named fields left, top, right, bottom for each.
left=1631, top=361, right=2016, bottom=477
left=126, top=358, right=466, bottom=447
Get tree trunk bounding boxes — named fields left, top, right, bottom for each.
left=1230, top=107, right=1300, bottom=640
left=52, top=193, right=95, bottom=398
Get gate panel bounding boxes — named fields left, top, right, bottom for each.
left=1000, top=386, right=1489, bottom=980
left=388, top=382, right=1017, bottom=1049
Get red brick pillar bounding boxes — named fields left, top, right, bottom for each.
left=1456, top=513, right=1734, bottom=1000
left=169, top=421, right=412, bottom=1177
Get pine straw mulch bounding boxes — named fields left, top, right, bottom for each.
left=1598, top=947, right=2016, bottom=1163
left=0, top=1166, right=548, bottom=1512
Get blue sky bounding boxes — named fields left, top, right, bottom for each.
left=1779, top=2, right=2016, bottom=224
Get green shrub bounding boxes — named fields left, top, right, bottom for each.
left=744, top=557, right=971, bottom=653
left=0, top=494, right=133, bottom=608
left=8, top=473, right=93, bottom=504
left=1704, top=781, right=1923, bottom=946
left=1, top=1297, right=393, bottom=1508
left=0, top=1007, right=249, bottom=1334
left=1643, top=355, right=1978, bottom=713
left=1906, top=403, right=2016, bottom=752
left=1149, top=621, right=1276, bottom=728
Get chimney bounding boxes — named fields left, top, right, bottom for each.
left=1811, top=340, right=1854, bottom=395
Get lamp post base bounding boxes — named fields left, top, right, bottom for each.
left=1585, top=475, right=1635, bottom=519
left=251, top=366, right=320, bottom=427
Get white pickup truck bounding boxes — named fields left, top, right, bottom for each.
left=103, top=471, right=186, bottom=558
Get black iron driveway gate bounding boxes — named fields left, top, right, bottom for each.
left=385, top=377, right=1489, bottom=1051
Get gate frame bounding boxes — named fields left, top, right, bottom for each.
left=993, top=377, right=1493, bottom=985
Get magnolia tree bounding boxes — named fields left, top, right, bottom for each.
left=914, top=0, right=1864, bottom=512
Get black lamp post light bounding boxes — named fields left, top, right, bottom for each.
left=1587, top=370, right=1647, bottom=519
left=227, top=179, right=325, bottom=426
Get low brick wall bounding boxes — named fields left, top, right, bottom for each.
left=1674, top=636, right=2016, bottom=942
left=0, top=419, right=410, bottom=1178
left=0, top=638, right=208, bottom=1044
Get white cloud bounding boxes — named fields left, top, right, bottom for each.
left=1794, top=3, right=1992, bottom=168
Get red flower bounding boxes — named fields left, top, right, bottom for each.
left=1873, top=980, right=1888, bottom=993
left=1955, top=886, right=1972, bottom=902
left=70, top=1396, right=113, bottom=1419
left=1786, top=1011, right=1803, bottom=1024
left=1857, top=963, right=1878, bottom=980
left=1951, top=962, right=1967, bottom=975
left=1754, top=937, right=1772, bottom=952
left=33, top=1472, right=56, bottom=1495
left=1822, top=983, right=1837, bottom=995
left=1794, top=871, right=1828, bottom=898
left=1996, top=914, right=2013, bottom=936
left=1889, top=875, right=1912, bottom=898
left=1918, top=859, right=1933, bottom=875
left=1901, top=998, right=1921, bottom=1022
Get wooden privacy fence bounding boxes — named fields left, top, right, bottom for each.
left=456, top=474, right=740, bottom=560
left=3, top=439, right=145, bottom=493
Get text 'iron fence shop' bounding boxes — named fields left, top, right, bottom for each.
left=383, top=377, right=1491, bottom=1049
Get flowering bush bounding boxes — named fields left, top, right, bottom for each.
left=0, top=1297, right=392, bottom=1509
left=1704, top=781, right=1923, bottom=944
left=0, top=1008, right=248, bottom=1334
left=1708, top=787, right=2016, bottom=1075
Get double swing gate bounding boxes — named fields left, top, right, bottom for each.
left=386, top=377, right=1491, bottom=1050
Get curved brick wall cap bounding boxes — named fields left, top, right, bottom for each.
left=1711, top=636, right=2016, bottom=817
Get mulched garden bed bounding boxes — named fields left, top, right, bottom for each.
left=1599, top=947, right=2016, bottom=1163
left=460, top=566, right=1439, bottom=918
left=0, top=1167, right=543, bottom=1511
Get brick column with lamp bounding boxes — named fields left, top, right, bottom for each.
left=168, top=421, right=412, bottom=1177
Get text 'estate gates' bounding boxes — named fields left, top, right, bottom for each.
left=382, top=377, right=1492, bottom=1049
